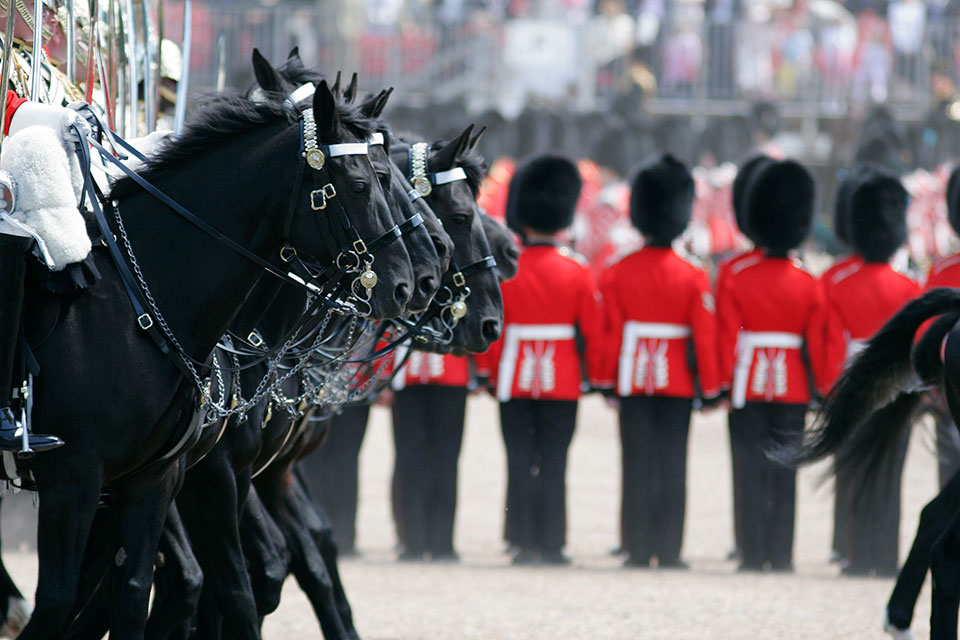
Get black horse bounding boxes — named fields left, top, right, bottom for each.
left=794, top=288, right=960, bottom=640
left=16, top=78, right=413, bottom=639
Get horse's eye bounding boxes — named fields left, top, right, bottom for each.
left=450, top=213, right=470, bottom=226
left=352, top=181, right=367, bottom=193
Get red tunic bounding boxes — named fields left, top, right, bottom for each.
left=601, top=247, right=719, bottom=399
left=390, top=346, right=471, bottom=390
left=926, top=252, right=960, bottom=290
left=2, top=90, right=26, bottom=135
left=714, top=247, right=764, bottom=309
left=717, top=255, right=828, bottom=406
left=821, top=261, right=921, bottom=388
left=476, top=244, right=607, bottom=401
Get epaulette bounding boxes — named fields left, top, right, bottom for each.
left=675, top=246, right=703, bottom=269
left=931, top=254, right=960, bottom=277
left=830, top=261, right=862, bottom=286
left=730, top=252, right=763, bottom=275
left=558, top=245, right=589, bottom=267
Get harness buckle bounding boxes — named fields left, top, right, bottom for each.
left=280, top=245, right=297, bottom=262
left=352, top=238, right=368, bottom=255
left=247, top=330, right=265, bottom=348
left=452, top=272, right=466, bottom=287
left=310, top=183, right=337, bottom=211
left=137, top=314, right=154, bottom=330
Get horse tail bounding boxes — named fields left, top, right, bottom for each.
left=795, top=287, right=960, bottom=464
left=832, top=390, right=922, bottom=498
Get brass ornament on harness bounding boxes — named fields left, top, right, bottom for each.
left=359, top=268, right=378, bottom=290
left=412, top=176, right=431, bottom=197
left=449, top=298, right=467, bottom=320
left=301, top=108, right=325, bottom=171
left=410, top=142, right=433, bottom=196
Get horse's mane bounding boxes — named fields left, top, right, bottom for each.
left=431, top=139, right=487, bottom=199
left=110, top=93, right=291, bottom=200
left=110, top=87, right=380, bottom=200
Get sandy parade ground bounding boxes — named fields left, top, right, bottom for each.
left=0, top=393, right=945, bottom=639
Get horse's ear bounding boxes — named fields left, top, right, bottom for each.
left=343, top=73, right=359, bottom=104
left=252, top=48, right=283, bottom=93
left=331, top=71, right=342, bottom=97
left=432, top=124, right=474, bottom=169
left=360, top=90, right=386, bottom=118
left=453, top=124, right=475, bottom=160
left=469, top=125, right=486, bottom=152
left=287, top=46, right=304, bottom=69
left=375, top=87, right=393, bottom=117
left=313, top=80, right=340, bottom=140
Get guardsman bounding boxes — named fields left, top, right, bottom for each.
left=717, top=158, right=827, bottom=572
left=922, top=165, right=960, bottom=488
left=0, top=0, right=97, bottom=453
left=713, top=152, right=771, bottom=562
left=297, top=403, right=371, bottom=557
left=822, top=163, right=869, bottom=567
left=601, top=154, right=720, bottom=568
left=390, top=348, right=472, bottom=561
left=478, top=153, right=608, bottom=565
left=822, top=164, right=918, bottom=577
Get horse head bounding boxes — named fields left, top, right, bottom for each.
left=391, top=126, right=503, bottom=354
left=251, top=50, right=446, bottom=317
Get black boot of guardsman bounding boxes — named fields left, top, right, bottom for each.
left=0, top=235, right=62, bottom=453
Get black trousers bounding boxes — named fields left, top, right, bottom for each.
left=392, top=385, right=468, bottom=555
left=297, top=404, right=370, bottom=553
left=619, top=395, right=692, bottom=565
left=500, top=398, right=578, bottom=554
left=728, top=402, right=806, bottom=569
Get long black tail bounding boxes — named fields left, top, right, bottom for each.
left=794, top=288, right=960, bottom=465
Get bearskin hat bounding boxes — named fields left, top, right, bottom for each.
left=849, top=168, right=908, bottom=263
left=948, top=165, right=960, bottom=236
left=628, top=154, right=694, bottom=243
left=506, top=154, right=582, bottom=235
left=745, top=159, right=816, bottom=253
left=731, top=154, right=774, bottom=239
left=833, top=163, right=876, bottom=248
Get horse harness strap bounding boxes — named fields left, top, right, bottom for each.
left=408, top=142, right=467, bottom=197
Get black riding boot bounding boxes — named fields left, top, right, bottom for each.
left=0, top=235, right=62, bottom=452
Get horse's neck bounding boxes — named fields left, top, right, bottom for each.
left=230, top=273, right=284, bottom=342
left=257, top=283, right=308, bottom=346
left=115, top=126, right=293, bottom=359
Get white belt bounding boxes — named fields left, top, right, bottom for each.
left=496, top=324, right=576, bottom=401
left=618, top=322, right=690, bottom=396
left=731, top=331, right=803, bottom=408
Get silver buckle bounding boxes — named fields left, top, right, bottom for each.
left=137, top=314, right=154, bottom=330
left=248, top=330, right=265, bottom=347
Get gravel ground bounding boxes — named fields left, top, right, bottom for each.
left=1, top=394, right=943, bottom=639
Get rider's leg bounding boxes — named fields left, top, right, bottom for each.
left=0, top=234, right=63, bottom=452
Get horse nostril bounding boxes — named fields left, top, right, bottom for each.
left=418, top=276, right=438, bottom=296
left=482, top=319, right=501, bottom=342
left=432, top=235, right=448, bottom=258
left=394, top=283, right=411, bottom=306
